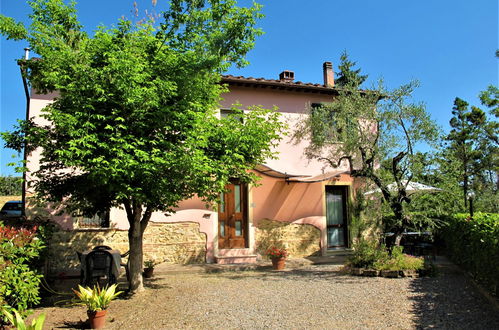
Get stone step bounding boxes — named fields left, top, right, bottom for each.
left=215, top=255, right=258, bottom=264
left=324, top=249, right=353, bottom=256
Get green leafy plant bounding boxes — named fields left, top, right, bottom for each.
left=73, top=284, right=122, bottom=312
left=348, top=240, right=424, bottom=271
left=348, top=239, right=388, bottom=269
left=266, top=247, right=288, bottom=259
left=374, top=246, right=424, bottom=271
left=1, top=307, right=45, bottom=330
left=0, top=225, right=44, bottom=325
left=144, top=260, right=155, bottom=268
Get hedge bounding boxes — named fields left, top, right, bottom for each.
left=441, top=213, right=499, bottom=296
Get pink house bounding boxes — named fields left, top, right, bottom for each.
left=25, top=62, right=361, bottom=271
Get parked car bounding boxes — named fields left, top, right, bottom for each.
left=0, top=200, right=23, bottom=220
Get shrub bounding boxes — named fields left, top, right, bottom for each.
left=348, top=239, right=388, bottom=269
left=0, top=176, right=22, bottom=196
left=441, top=213, right=499, bottom=296
left=348, top=240, right=424, bottom=271
left=0, top=225, right=45, bottom=325
left=374, top=246, right=424, bottom=271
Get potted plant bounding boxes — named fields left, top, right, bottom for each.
left=73, top=284, right=122, bottom=329
left=267, top=247, right=289, bottom=270
left=143, top=259, right=156, bottom=278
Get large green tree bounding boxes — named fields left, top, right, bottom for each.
left=0, top=0, right=285, bottom=293
left=445, top=90, right=498, bottom=212
left=295, top=79, right=439, bottom=245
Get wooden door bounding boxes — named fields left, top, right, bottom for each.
left=326, top=186, right=348, bottom=248
left=218, top=182, right=248, bottom=249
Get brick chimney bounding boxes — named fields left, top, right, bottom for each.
left=323, top=61, right=334, bottom=87
left=279, top=70, right=294, bottom=82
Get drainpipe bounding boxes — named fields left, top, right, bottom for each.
left=20, top=47, right=30, bottom=219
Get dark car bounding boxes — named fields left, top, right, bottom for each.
left=0, top=200, right=23, bottom=220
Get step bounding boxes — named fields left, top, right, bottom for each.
left=215, top=255, right=258, bottom=264
left=324, top=248, right=353, bottom=256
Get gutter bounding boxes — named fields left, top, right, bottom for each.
left=19, top=48, right=30, bottom=218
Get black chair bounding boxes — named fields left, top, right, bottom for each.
left=83, top=249, right=116, bottom=287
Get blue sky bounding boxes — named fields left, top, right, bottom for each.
left=1, top=0, right=497, bottom=176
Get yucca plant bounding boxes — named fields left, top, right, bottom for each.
left=73, top=284, right=122, bottom=312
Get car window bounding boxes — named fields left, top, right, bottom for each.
left=2, top=203, right=22, bottom=211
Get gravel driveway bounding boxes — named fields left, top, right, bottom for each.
left=97, top=261, right=499, bottom=330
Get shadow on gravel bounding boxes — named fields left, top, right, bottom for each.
left=201, top=267, right=366, bottom=284
left=408, top=262, right=499, bottom=329
left=144, top=277, right=173, bottom=290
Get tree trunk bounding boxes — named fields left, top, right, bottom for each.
left=128, top=224, right=144, bottom=293
left=123, top=199, right=152, bottom=294
left=393, top=230, right=404, bottom=247
left=391, top=201, right=405, bottom=247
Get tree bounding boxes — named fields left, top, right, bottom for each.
left=0, top=0, right=285, bottom=293
left=335, top=51, right=368, bottom=88
left=294, top=80, right=439, bottom=245
left=446, top=98, right=485, bottom=207
left=444, top=90, right=498, bottom=212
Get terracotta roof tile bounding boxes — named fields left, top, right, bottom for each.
left=221, top=74, right=338, bottom=94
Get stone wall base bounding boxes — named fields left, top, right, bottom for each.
left=255, top=219, right=321, bottom=258
left=46, top=222, right=206, bottom=275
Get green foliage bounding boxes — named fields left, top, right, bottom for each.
left=347, top=239, right=388, bottom=269
left=1, top=308, right=45, bottom=330
left=0, top=0, right=282, bottom=292
left=348, top=240, right=424, bottom=271
left=444, top=91, right=498, bottom=212
left=0, top=176, right=22, bottom=196
left=0, top=226, right=44, bottom=325
left=441, top=213, right=499, bottom=296
left=335, top=51, right=368, bottom=88
left=0, top=0, right=279, bottom=214
left=373, top=246, right=424, bottom=271
left=73, top=284, right=122, bottom=312
left=295, top=77, right=440, bottom=239
left=143, top=260, right=155, bottom=268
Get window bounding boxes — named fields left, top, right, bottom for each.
left=76, top=210, right=110, bottom=228
left=310, top=102, right=354, bottom=143
left=310, top=102, right=338, bottom=143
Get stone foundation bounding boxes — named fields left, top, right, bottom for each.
left=46, top=222, right=206, bottom=275
left=255, top=219, right=321, bottom=258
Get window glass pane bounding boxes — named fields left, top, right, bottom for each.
left=327, top=228, right=344, bottom=247
left=235, top=220, right=242, bottom=236
left=326, top=190, right=343, bottom=225
left=219, top=192, right=225, bottom=213
left=235, top=185, right=241, bottom=212
left=220, top=221, right=225, bottom=237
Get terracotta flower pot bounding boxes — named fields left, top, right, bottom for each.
left=87, top=309, right=107, bottom=329
left=143, top=267, right=154, bottom=278
left=271, top=257, right=286, bottom=270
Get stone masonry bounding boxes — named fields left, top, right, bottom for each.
left=255, top=219, right=321, bottom=258
left=46, top=222, right=206, bottom=275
